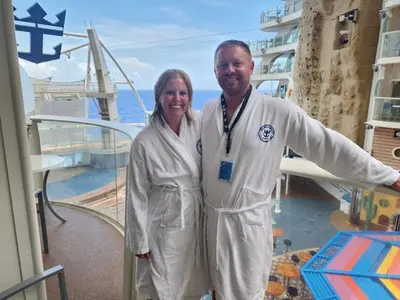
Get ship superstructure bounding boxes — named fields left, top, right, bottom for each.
left=248, top=0, right=302, bottom=101
left=364, top=0, right=400, bottom=171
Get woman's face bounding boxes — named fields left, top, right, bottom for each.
left=159, top=77, right=189, bottom=122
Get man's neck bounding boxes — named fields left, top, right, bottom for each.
left=224, top=84, right=251, bottom=112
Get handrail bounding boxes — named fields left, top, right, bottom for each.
left=261, top=0, right=303, bottom=23
left=375, top=96, right=400, bottom=100
left=280, top=157, right=400, bottom=197
left=383, top=29, right=400, bottom=35
left=0, top=265, right=68, bottom=300
left=30, top=114, right=142, bottom=140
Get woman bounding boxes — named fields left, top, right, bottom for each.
left=126, top=69, right=209, bottom=300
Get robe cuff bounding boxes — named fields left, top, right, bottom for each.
left=134, top=245, right=150, bottom=254
left=385, top=170, right=400, bottom=187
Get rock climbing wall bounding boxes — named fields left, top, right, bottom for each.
left=292, top=0, right=383, bottom=145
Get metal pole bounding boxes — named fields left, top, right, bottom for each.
left=100, top=42, right=148, bottom=117
left=275, top=178, right=282, bottom=213
left=57, top=270, right=68, bottom=300
left=1, top=1, right=46, bottom=298
left=60, top=42, right=89, bottom=55
left=63, top=32, right=88, bottom=38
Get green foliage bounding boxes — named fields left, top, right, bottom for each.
left=362, top=192, right=377, bottom=231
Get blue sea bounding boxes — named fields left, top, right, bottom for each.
left=88, top=89, right=222, bottom=124
left=87, top=89, right=273, bottom=123
left=48, top=88, right=271, bottom=200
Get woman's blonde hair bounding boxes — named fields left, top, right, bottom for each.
left=151, top=69, right=194, bottom=126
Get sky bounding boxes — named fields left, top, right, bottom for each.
left=13, top=0, right=282, bottom=90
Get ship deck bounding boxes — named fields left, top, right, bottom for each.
left=42, top=205, right=124, bottom=300
left=41, top=175, right=345, bottom=300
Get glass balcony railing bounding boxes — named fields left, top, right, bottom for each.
left=373, top=97, right=400, bottom=122
left=381, top=30, right=400, bottom=60
left=27, top=117, right=400, bottom=300
left=247, top=30, right=299, bottom=52
left=261, top=0, right=303, bottom=24
left=383, top=0, right=400, bottom=8
left=32, top=81, right=118, bottom=96
left=30, top=116, right=140, bottom=226
left=255, top=62, right=292, bottom=76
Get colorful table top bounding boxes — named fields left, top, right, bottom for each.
left=267, top=281, right=285, bottom=296
left=301, top=231, right=400, bottom=300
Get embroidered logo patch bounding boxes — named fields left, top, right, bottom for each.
left=196, top=139, right=202, bottom=154
left=258, top=124, right=275, bottom=142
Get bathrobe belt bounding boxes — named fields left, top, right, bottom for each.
left=204, top=199, right=270, bottom=270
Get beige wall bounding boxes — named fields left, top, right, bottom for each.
left=292, top=0, right=383, bottom=145
left=388, top=6, right=400, bottom=31
left=381, top=64, right=400, bottom=97
left=0, top=1, right=45, bottom=299
left=371, top=127, right=400, bottom=169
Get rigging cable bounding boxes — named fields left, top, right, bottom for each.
left=106, top=27, right=261, bottom=49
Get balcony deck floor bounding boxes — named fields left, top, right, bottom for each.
left=39, top=176, right=341, bottom=300
left=42, top=206, right=124, bottom=300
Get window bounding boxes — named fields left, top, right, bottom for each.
left=393, top=147, right=400, bottom=159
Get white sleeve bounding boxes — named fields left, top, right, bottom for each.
left=285, top=103, right=400, bottom=190
left=125, top=140, right=150, bottom=254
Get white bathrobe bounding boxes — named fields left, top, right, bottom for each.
left=201, top=87, right=400, bottom=300
left=126, top=114, right=209, bottom=300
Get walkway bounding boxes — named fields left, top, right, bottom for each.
left=42, top=205, right=124, bottom=300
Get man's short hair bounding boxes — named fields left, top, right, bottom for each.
left=214, top=39, right=252, bottom=61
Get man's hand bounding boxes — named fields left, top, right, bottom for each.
left=135, top=252, right=151, bottom=260
left=391, top=177, right=400, bottom=192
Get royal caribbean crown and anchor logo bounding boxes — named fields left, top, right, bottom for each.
left=13, top=2, right=67, bottom=64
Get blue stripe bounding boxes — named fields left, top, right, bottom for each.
left=352, top=241, right=389, bottom=273
left=352, top=276, right=395, bottom=299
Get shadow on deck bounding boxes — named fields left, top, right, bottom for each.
left=41, top=205, right=124, bottom=300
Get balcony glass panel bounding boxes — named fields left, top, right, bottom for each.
left=373, top=97, right=400, bottom=122
left=36, top=120, right=132, bottom=226
left=381, top=30, right=400, bottom=59
left=247, top=29, right=299, bottom=52
left=261, top=0, right=303, bottom=24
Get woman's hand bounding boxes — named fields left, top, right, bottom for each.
left=135, top=251, right=151, bottom=260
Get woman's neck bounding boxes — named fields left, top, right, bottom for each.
left=165, top=116, right=182, bottom=135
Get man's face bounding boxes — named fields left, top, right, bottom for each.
left=214, top=45, right=254, bottom=97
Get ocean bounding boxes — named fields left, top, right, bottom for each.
left=88, top=89, right=222, bottom=124
left=88, top=88, right=273, bottom=124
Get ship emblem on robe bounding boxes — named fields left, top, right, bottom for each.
left=258, top=124, right=275, bottom=142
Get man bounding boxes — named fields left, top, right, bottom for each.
left=200, top=39, right=400, bottom=300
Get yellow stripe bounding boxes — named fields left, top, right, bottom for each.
left=380, top=279, right=400, bottom=299
left=377, top=247, right=399, bottom=274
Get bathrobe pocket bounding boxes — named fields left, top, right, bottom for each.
left=232, top=186, right=269, bottom=226
left=160, top=191, right=195, bottom=228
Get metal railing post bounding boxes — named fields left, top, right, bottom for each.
left=0, top=265, right=68, bottom=300
left=57, top=270, right=68, bottom=300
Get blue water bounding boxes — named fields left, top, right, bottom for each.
left=88, top=89, right=223, bottom=124
left=48, top=169, right=118, bottom=200
left=87, top=88, right=274, bottom=123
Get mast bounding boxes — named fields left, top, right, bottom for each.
left=86, top=27, right=119, bottom=123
